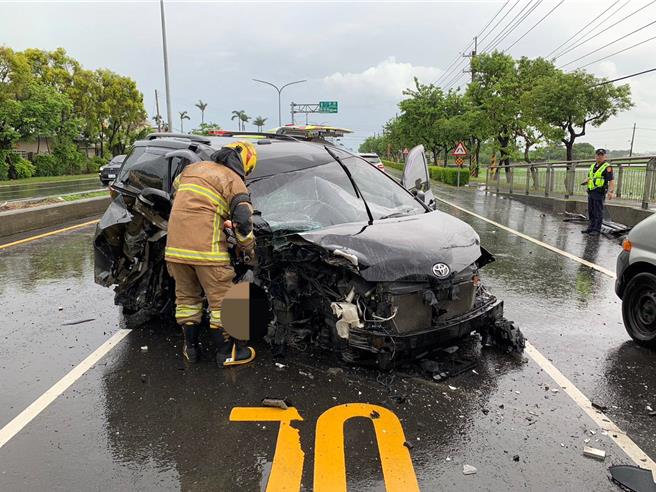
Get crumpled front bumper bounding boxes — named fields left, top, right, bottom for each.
left=347, top=294, right=503, bottom=356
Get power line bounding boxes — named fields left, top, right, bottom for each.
left=575, top=34, right=656, bottom=69
left=545, top=0, right=624, bottom=59
left=555, top=0, right=656, bottom=61
left=436, top=1, right=509, bottom=85
left=481, top=0, right=540, bottom=52
left=486, top=0, right=545, bottom=52
left=560, top=19, right=656, bottom=68
left=505, top=0, right=565, bottom=51
left=594, top=66, right=656, bottom=85
left=477, top=0, right=521, bottom=45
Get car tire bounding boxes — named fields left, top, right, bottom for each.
left=621, top=272, right=656, bottom=348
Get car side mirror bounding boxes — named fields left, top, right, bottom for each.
left=415, top=190, right=426, bottom=202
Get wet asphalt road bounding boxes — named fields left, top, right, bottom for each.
left=0, top=185, right=654, bottom=491
left=0, top=177, right=102, bottom=202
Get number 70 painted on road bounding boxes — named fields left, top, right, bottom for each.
left=230, top=403, right=420, bottom=492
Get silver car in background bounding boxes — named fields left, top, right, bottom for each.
left=358, top=152, right=385, bottom=172
left=616, top=213, right=656, bottom=347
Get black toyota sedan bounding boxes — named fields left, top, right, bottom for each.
left=94, top=132, right=523, bottom=368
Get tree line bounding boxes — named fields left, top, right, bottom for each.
left=360, top=52, right=633, bottom=176
left=0, top=47, right=147, bottom=179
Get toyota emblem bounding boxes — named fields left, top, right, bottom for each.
left=432, top=263, right=450, bottom=278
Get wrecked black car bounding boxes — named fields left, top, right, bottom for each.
left=94, top=133, right=523, bottom=368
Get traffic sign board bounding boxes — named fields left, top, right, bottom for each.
left=319, top=101, right=338, bottom=113
left=455, top=156, right=464, bottom=167
left=451, top=142, right=468, bottom=156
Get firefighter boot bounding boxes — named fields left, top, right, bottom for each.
left=181, top=323, right=200, bottom=363
left=212, top=328, right=256, bottom=367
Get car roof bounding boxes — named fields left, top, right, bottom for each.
left=133, top=133, right=340, bottom=180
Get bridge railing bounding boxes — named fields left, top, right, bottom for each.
left=484, top=156, right=656, bottom=209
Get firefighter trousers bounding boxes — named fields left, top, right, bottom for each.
left=166, top=262, right=235, bottom=329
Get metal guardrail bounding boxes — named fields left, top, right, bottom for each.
left=484, top=156, right=656, bottom=209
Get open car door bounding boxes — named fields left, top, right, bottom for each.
left=401, top=145, right=435, bottom=208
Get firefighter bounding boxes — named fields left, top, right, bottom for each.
left=165, top=141, right=257, bottom=367
left=581, top=148, right=615, bottom=236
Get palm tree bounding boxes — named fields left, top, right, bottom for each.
left=195, top=100, right=208, bottom=124
left=179, top=111, right=190, bottom=133
left=239, top=112, right=251, bottom=131
left=231, top=110, right=245, bottom=131
left=253, top=116, right=268, bottom=132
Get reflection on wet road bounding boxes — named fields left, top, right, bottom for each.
left=0, top=185, right=654, bottom=491
left=0, top=177, right=102, bottom=202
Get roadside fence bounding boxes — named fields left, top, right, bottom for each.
left=484, top=156, right=656, bottom=210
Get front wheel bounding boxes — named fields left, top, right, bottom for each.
left=622, top=272, right=656, bottom=348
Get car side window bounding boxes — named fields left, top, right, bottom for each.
left=117, top=147, right=168, bottom=191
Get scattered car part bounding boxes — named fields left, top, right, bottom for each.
left=563, top=211, right=632, bottom=238
left=609, top=465, right=656, bottom=492
left=583, top=446, right=606, bottom=460
left=262, top=398, right=292, bottom=410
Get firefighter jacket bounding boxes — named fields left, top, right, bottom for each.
left=165, top=161, right=254, bottom=265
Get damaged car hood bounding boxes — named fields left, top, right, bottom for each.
left=295, top=210, right=485, bottom=282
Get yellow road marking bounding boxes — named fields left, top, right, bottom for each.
left=314, top=403, right=419, bottom=492
left=0, top=219, right=99, bottom=250
left=230, top=407, right=305, bottom=492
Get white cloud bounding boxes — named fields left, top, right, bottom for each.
left=321, top=57, right=443, bottom=102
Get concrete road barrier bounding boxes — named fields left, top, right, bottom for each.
left=0, top=196, right=110, bottom=238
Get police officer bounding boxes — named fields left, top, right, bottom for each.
left=581, top=148, right=615, bottom=236
left=165, top=141, right=257, bottom=367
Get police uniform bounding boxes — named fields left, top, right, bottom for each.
left=584, top=158, right=613, bottom=235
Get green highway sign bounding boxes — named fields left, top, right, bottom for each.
left=319, top=101, right=338, bottom=113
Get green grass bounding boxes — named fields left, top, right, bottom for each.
left=0, top=173, right=97, bottom=187
left=59, top=190, right=108, bottom=201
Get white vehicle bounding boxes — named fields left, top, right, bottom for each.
left=358, top=152, right=385, bottom=172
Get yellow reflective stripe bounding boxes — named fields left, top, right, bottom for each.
left=177, top=183, right=227, bottom=211
left=210, top=311, right=221, bottom=321
left=212, top=204, right=223, bottom=253
left=172, top=174, right=181, bottom=191
left=166, top=247, right=230, bottom=261
left=235, top=230, right=254, bottom=243
left=178, top=303, right=203, bottom=308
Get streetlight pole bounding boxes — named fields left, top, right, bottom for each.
left=160, top=0, right=173, bottom=132
left=253, top=79, right=306, bottom=126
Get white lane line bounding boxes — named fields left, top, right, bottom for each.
left=526, top=342, right=656, bottom=472
left=434, top=196, right=616, bottom=278
left=434, top=195, right=655, bottom=469
left=0, top=329, right=131, bottom=449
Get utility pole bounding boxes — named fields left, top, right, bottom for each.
left=462, top=36, right=477, bottom=82
left=154, top=89, right=162, bottom=132
left=159, top=0, right=173, bottom=132
left=629, top=122, right=636, bottom=156
left=463, top=36, right=477, bottom=169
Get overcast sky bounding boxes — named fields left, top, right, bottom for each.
left=3, top=0, right=656, bottom=152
